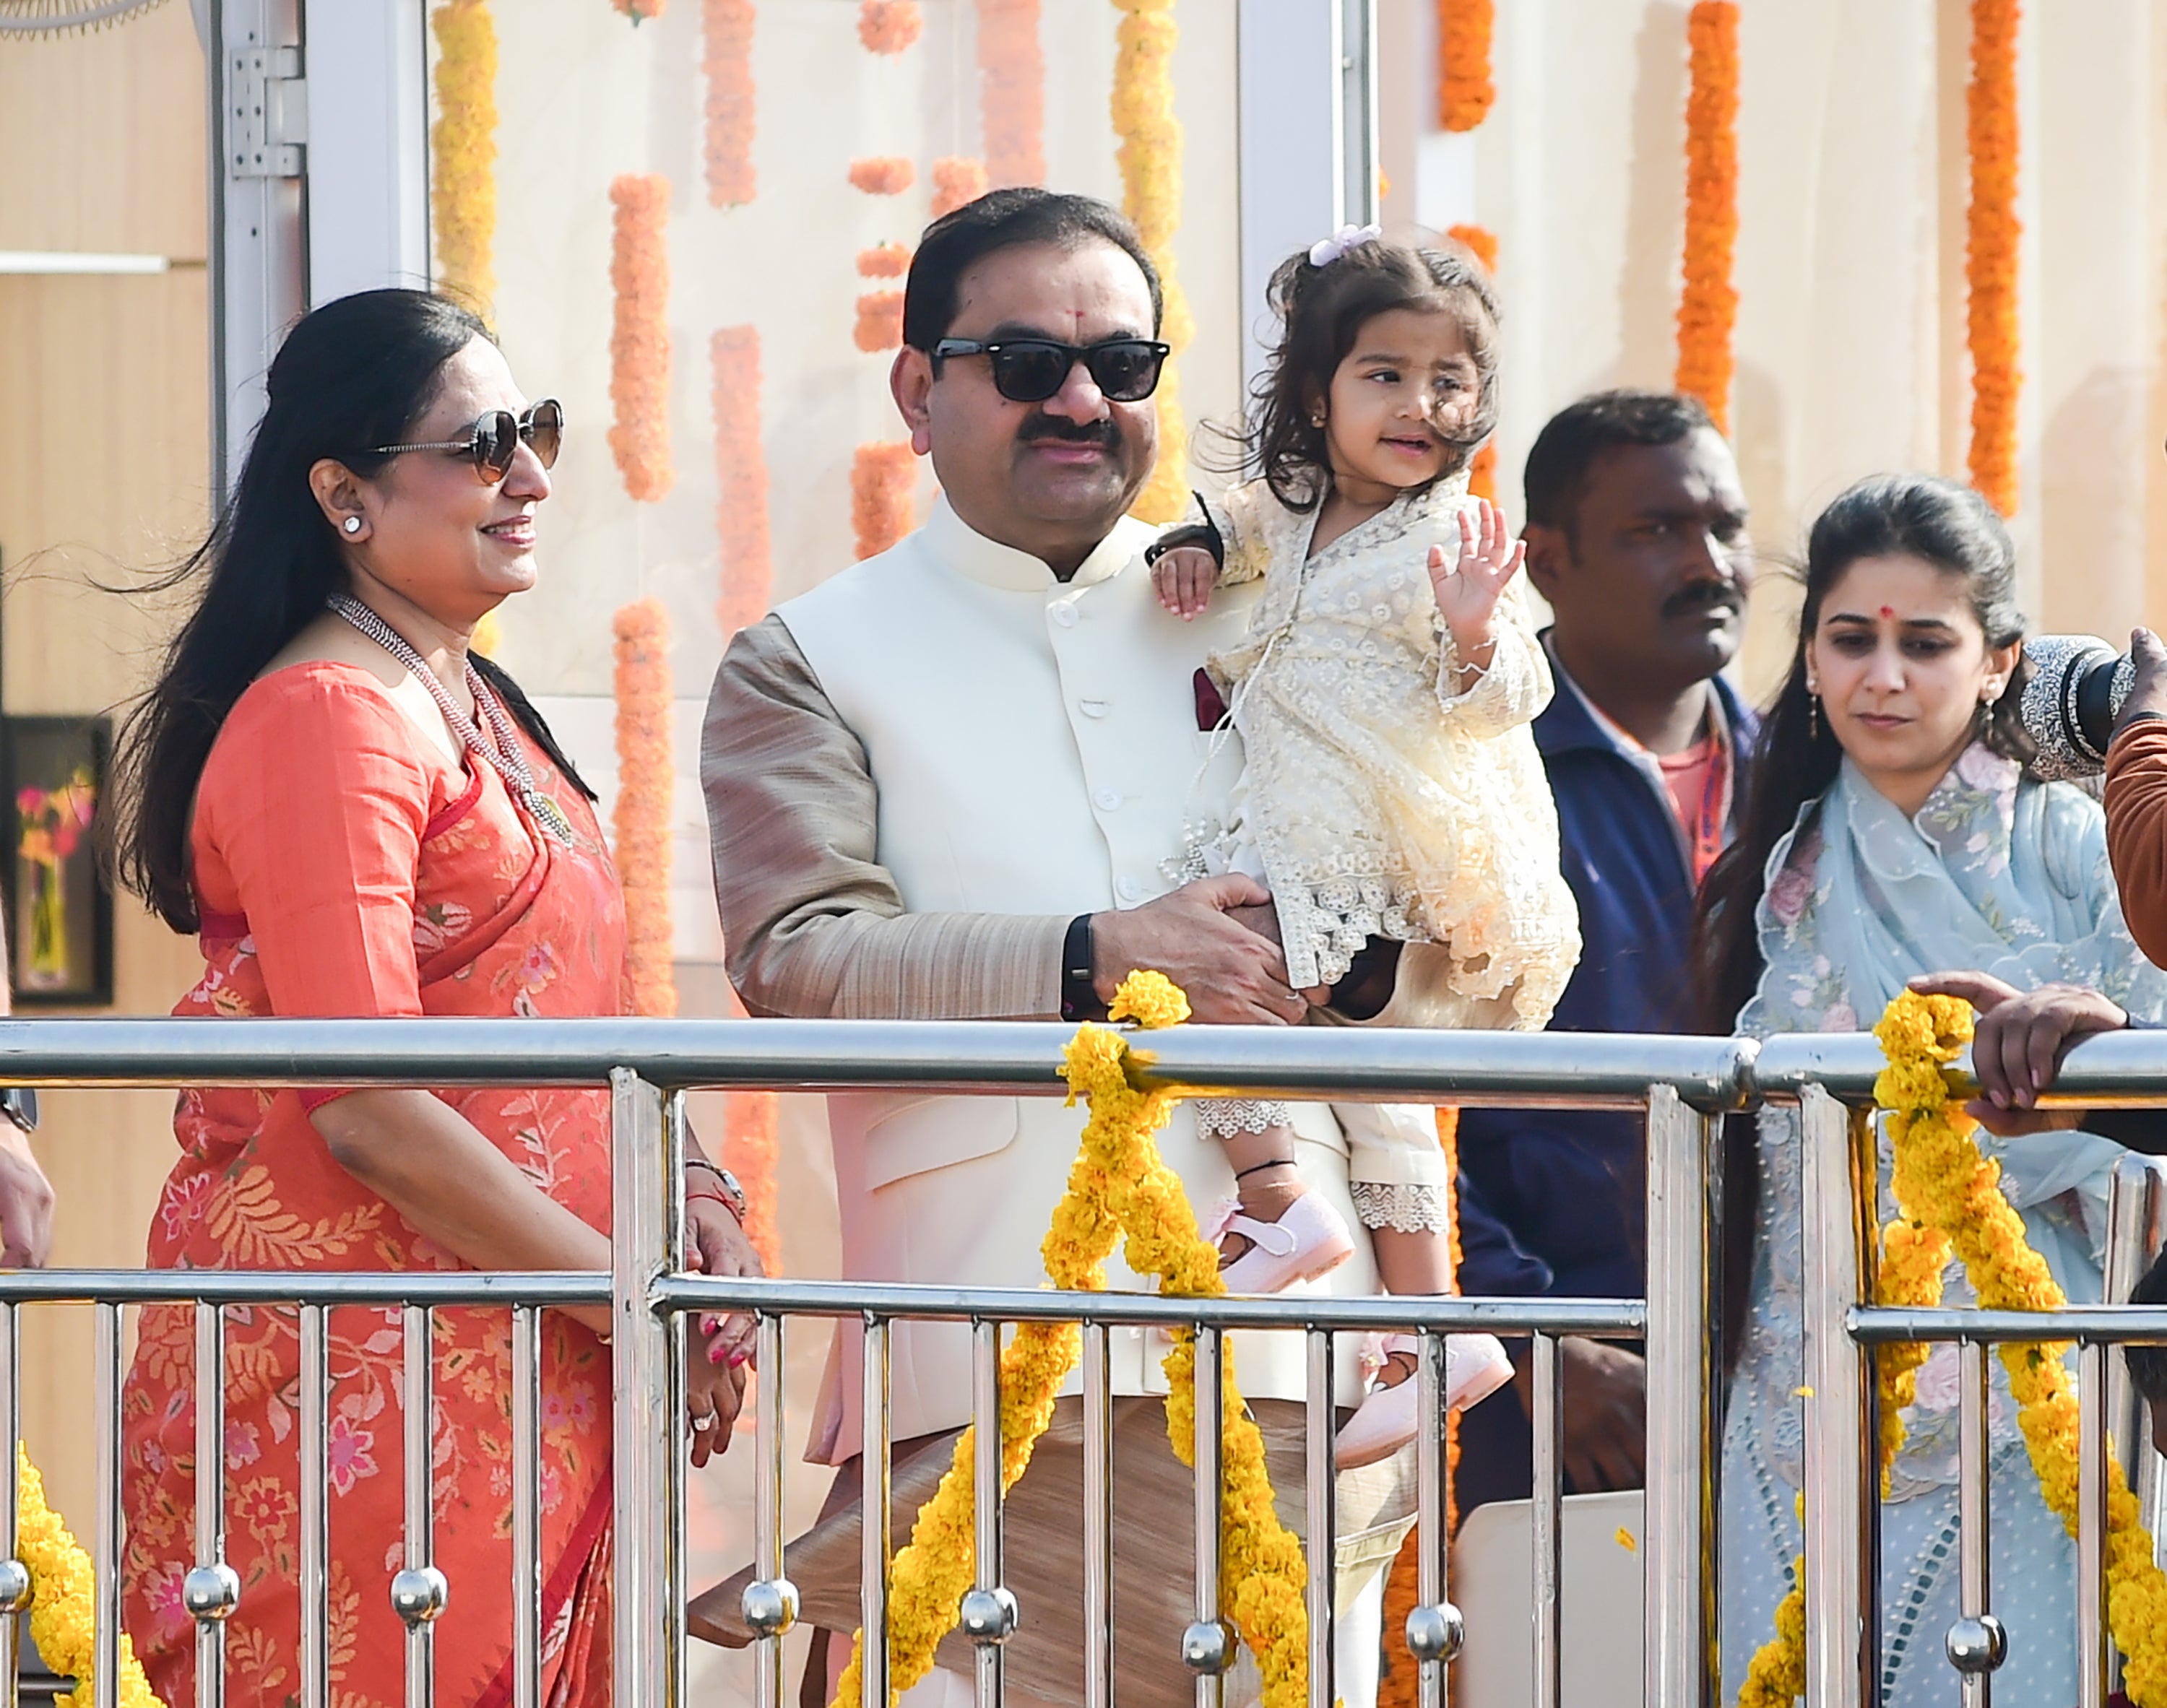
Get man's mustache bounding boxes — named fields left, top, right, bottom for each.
left=1663, top=583, right=1744, bottom=620
left=1016, top=415, right=1120, bottom=450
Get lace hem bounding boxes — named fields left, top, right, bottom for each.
left=1349, top=1181, right=1449, bottom=1232
left=1193, top=1098, right=1292, bottom=1140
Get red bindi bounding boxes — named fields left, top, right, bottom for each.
left=1879, top=605, right=1895, bottom=619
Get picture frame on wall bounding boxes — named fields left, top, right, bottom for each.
left=1, top=714, right=113, bottom=1008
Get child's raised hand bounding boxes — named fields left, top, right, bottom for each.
left=1428, top=498, right=1526, bottom=654
left=1153, top=545, right=1219, bottom=621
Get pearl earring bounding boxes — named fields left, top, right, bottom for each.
left=342, top=516, right=363, bottom=536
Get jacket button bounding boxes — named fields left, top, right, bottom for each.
left=1078, top=699, right=1110, bottom=719
left=1117, top=877, right=1143, bottom=902
left=1094, top=788, right=1123, bottom=812
left=1051, top=604, right=1079, bottom=628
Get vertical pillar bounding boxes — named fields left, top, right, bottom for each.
left=301, top=0, right=430, bottom=306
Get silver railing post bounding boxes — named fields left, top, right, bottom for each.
left=861, top=1314, right=892, bottom=1708
left=743, top=1313, right=797, bottom=1708
left=966, top=1317, right=1016, bottom=1706
left=2104, top=1153, right=2167, bottom=1564
left=394, top=1304, right=447, bottom=1707
left=1531, top=1331, right=1564, bottom=1708
left=1303, top=1327, right=1335, bottom=1708
left=93, top=1301, right=121, bottom=1708
left=1643, top=1083, right=1718, bottom=1705
left=2079, top=1340, right=2109, bottom=1708
left=0, top=1301, right=20, bottom=1708
left=1950, top=1338, right=2001, bottom=1703
left=1081, top=1322, right=1114, bottom=1708
left=188, top=1303, right=240, bottom=1708
left=1408, top=1329, right=1461, bottom=1708
left=1185, top=1325, right=1228, bottom=1708
left=611, top=1068, right=683, bottom=1708
left=1801, top=1085, right=1877, bottom=1708
left=298, top=1304, right=329, bottom=1708
left=511, top=1304, right=542, bottom=1708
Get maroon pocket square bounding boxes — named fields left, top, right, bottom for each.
left=1193, top=668, right=1229, bottom=732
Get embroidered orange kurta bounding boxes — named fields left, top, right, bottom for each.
left=121, top=663, right=630, bottom=1708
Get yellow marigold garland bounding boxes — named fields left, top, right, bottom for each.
left=1110, top=0, right=1193, bottom=525
left=429, top=0, right=497, bottom=314
left=18, top=1447, right=164, bottom=1708
left=1674, top=1, right=1739, bottom=436
left=1437, top=0, right=1495, bottom=132
left=828, top=972, right=1311, bottom=1708
left=1737, top=991, right=2167, bottom=1706
left=1965, top=0, right=2021, bottom=516
left=607, top=174, right=675, bottom=502
left=610, top=598, right=675, bottom=1017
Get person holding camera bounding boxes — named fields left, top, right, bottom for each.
left=1692, top=474, right=2167, bottom=1705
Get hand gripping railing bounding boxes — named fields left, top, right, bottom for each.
left=2, top=1016, right=2153, bottom=1708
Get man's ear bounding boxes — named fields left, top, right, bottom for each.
left=891, top=347, right=935, bottom=456
left=1521, top=521, right=1571, bottom=604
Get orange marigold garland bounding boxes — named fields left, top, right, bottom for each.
left=1437, top=0, right=1495, bottom=132
left=1965, top=0, right=2020, bottom=516
left=613, top=0, right=664, bottom=18
left=851, top=290, right=904, bottom=352
left=857, top=0, right=921, bottom=54
left=711, top=326, right=773, bottom=641
left=607, top=173, right=675, bottom=503
left=978, top=0, right=1045, bottom=188
left=724, top=1088, right=782, bottom=1271
left=430, top=0, right=497, bottom=313
left=611, top=598, right=675, bottom=1018
left=702, top=0, right=756, bottom=208
left=847, top=155, right=915, bottom=196
left=1110, top=0, right=1192, bottom=524
left=856, top=243, right=911, bottom=278
left=1674, top=1, right=1739, bottom=436
left=931, top=155, right=989, bottom=220
left=852, top=441, right=916, bottom=560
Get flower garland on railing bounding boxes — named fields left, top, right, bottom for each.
left=931, top=156, right=989, bottom=220
left=1437, top=0, right=1494, bottom=131
left=19, top=1447, right=164, bottom=1708
left=1966, top=0, right=2020, bottom=516
left=1736, top=991, right=2167, bottom=1707
left=429, top=0, right=497, bottom=313
left=703, top=0, right=756, bottom=207
left=978, top=0, right=1044, bottom=188
left=851, top=441, right=916, bottom=559
left=611, top=599, right=675, bottom=1018
left=1110, top=0, right=1192, bottom=525
left=827, top=973, right=1310, bottom=1708
left=1447, top=223, right=1500, bottom=503
left=711, top=326, right=774, bottom=640
left=1674, top=0, right=1739, bottom=436
left=608, top=173, right=675, bottom=502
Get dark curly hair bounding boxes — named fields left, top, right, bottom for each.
left=1221, top=235, right=1501, bottom=512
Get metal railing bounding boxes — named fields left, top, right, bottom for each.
left=0, top=1017, right=2154, bottom=1708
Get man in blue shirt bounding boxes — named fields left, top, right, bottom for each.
left=1457, top=391, right=1757, bottom=1506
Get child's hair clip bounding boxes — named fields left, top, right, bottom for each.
left=1307, top=224, right=1383, bottom=269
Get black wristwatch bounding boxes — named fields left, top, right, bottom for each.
left=1060, top=914, right=1107, bottom=1021
left=0, top=1089, right=37, bottom=1137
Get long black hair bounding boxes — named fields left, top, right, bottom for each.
left=1693, top=473, right=2034, bottom=1369
left=111, top=287, right=593, bottom=935
left=1220, top=235, right=1502, bottom=512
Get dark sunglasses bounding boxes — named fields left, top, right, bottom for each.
left=371, top=399, right=564, bottom=482
left=932, top=337, right=1170, bottom=404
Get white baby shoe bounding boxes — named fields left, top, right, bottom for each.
left=1333, top=1331, right=1515, bottom=1470
left=1203, top=1191, right=1357, bottom=1294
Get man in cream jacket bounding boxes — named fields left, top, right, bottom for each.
left=703, top=189, right=1440, bottom=1708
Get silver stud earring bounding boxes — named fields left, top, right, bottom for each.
left=342, top=516, right=363, bottom=536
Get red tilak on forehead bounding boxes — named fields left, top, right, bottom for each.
left=1880, top=605, right=1895, bottom=619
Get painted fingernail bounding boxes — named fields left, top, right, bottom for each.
left=727, top=1348, right=752, bottom=1369
left=706, top=1341, right=727, bottom=1365
left=698, top=1314, right=719, bottom=1336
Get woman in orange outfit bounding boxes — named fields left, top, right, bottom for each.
left=110, top=290, right=759, bottom=1708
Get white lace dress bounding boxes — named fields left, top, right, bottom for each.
left=1187, top=471, right=1580, bottom=1011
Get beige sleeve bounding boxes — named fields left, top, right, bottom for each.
left=701, top=615, right=1070, bottom=1020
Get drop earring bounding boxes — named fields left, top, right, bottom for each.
left=342, top=516, right=363, bottom=536
left=1808, top=693, right=1820, bottom=740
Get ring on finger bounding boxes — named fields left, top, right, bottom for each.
left=691, top=1410, right=719, bottom=1433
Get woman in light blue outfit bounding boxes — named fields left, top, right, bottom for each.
left=1694, top=474, right=2167, bottom=1706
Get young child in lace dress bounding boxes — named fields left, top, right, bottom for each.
left=1150, top=230, right=1580, bottom=1460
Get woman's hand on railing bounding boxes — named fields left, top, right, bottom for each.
left=683, top=1179, right=765, bottom=1468
left=1908, top=971, right=2127, bottom=1133
left=685, top=1319, right=748, bottom=1468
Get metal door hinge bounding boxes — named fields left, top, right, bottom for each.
left=228, top=45, right=306, bottom=179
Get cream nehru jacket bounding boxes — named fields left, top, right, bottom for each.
left=775, top=497, right=1380, bottom=1461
